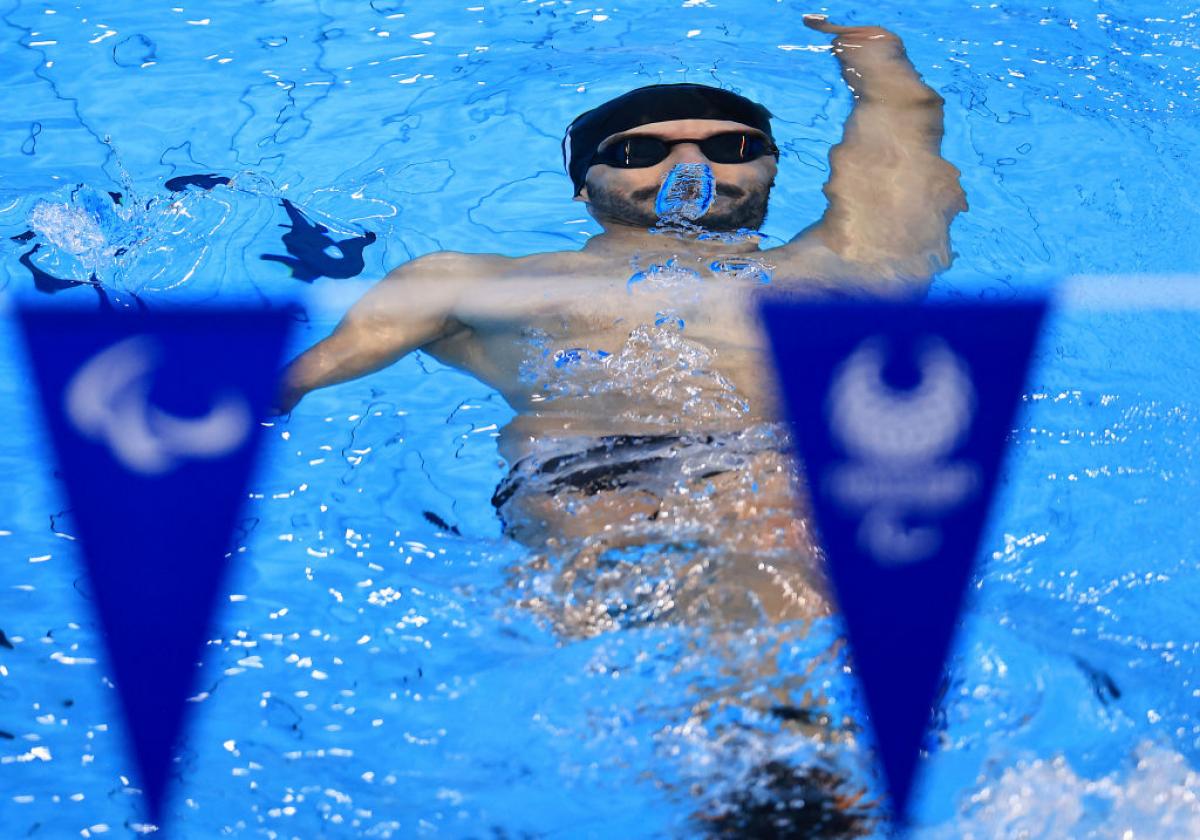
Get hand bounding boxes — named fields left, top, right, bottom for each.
left=803, top=14, right=904, bottom=56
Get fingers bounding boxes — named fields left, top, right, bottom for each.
left=802, top=13, right=833, bottom=32
left=803, top=13, right=893, bottom=38
left=803, top=13, right=859, bottom=35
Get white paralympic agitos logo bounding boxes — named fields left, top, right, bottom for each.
left=829, top=337, right=974, bottom=463
left=64, top=335, right=252, bottom=476
left=826, top=336, right=979, bottom=565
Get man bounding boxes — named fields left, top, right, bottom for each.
left=276, top=16, right=966, bottom=637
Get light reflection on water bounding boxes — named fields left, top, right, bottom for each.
left=0, top=0, right=1199, bottom=837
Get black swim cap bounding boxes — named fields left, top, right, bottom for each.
left=562, top=83, right=774, bottom=196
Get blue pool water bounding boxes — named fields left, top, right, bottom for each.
left=2, top=0, right=1200, bottom=836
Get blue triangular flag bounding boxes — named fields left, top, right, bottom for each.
left=759, top=299, right=1046, bottom=830
left=17, top=307, right=293, bottom=825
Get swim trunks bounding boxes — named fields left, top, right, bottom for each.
left=491, top=423, right=795, bottom=530
left=492, top=432, right=724, bottom=511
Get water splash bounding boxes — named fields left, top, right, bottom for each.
left=518, top=323, right=752, bottom=426
left=16, top=172, right=372, bottom=298
left=709, top=256, right=774, bottom=285
left=654, top=310, right=686, bottom=330
left=936, top=743, right=1200, bottom=839
left=24, top=181, right=225, bottom=295
left=626, top=256, right=702, bottom=295
left=29, top=186, right=131, bottom=275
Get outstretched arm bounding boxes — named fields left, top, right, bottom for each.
left=779, top=16, right=967, bottom=292
left=275, top=252, right=470, bottom=413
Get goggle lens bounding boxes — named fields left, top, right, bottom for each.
left=593, top=132, right=776, bottom=169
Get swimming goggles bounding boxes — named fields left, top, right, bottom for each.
left=589, top=131, right=779, bottom=169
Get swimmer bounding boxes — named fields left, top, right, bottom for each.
left=277, top=18, right=963, bottom=833
left=275, top=16, right=966, bottom=631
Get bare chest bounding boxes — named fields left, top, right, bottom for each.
left=456, top=249, right=778, bottom=351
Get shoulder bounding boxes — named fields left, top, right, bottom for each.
left=760, top=235, right=865, bottom=283
left=375, top=251, right=517, bottom=301
left=760, top=236, right=932, bottom=298
left=395, top=249, right=510, bottom=278
left=397, top=247, right=589, bottom=275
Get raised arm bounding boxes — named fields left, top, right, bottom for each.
left=780, top=16, right=967, bottom=292
left=275, top=252, right=471, bottom=413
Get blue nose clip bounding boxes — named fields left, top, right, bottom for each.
left=654, top=163, right=715, bottom=221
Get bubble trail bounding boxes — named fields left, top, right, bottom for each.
left=655, top=163, right=715, bottom=222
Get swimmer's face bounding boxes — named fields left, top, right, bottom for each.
left=577, top=118, right=777, bottom=232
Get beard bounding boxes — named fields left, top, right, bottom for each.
left=586, top=178, right=772, bottom=232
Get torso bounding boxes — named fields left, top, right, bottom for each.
left=419, top=236, right=886, bottom=463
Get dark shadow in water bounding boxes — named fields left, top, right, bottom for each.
left=12, top=223, right=149, bottom=304
left=164, top=173, right=231, bottom=192
left=260, top=199, right=376, bottom=282
left=1073, top=655, right=1122, bottom=706
left=13, top=193, right=144, bottom=309
left=422, top=510, right=461, bottom=535
left=18, top=242, right=93, bottom=294
left=15, top=242, right=145, bottom=308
